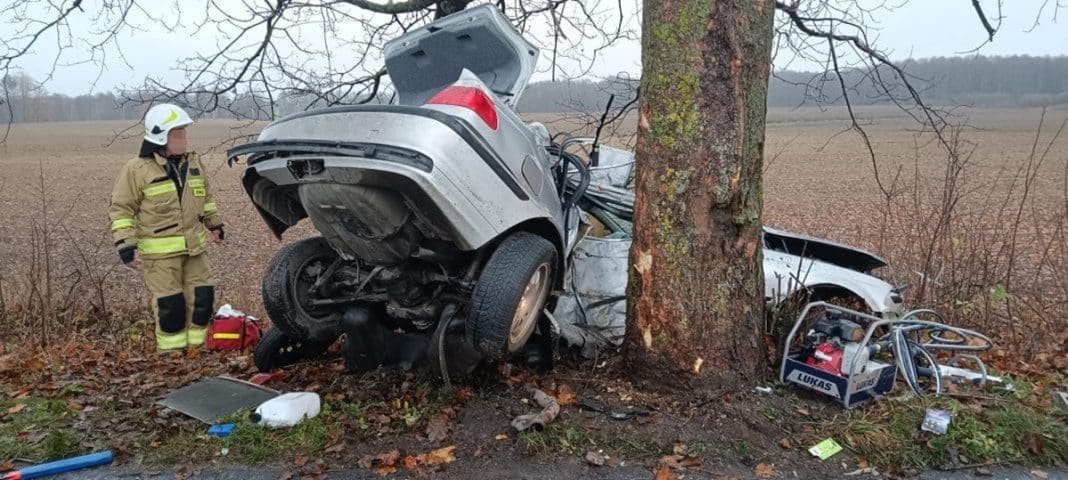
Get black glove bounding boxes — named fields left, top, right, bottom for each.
left=119, top=246, right=136, bottom=265
left=210, top=225, right=225, bottom=240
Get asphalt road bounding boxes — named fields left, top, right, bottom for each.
left=50, top=465, right=1068, bottom=479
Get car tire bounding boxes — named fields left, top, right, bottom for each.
left=262, top=237, right=343, bottom=342
left=468, top=232, right=557, bottom=361
left=253, top=327, right=334, bottom=372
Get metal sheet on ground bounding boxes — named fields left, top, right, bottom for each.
left=158, top=376, right=279, bottom=424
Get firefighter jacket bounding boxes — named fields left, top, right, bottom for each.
left=109, top=153, right=223, bottom=259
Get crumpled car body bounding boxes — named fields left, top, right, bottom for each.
left=553, top=147, right=904, bottom=352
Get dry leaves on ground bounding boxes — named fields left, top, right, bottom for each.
left=654, top=465, right=677, bottom=480
left=549, top=383, right=577, bottom=406
left=425, top=413, right=451, bottom=443
left=359, top=446, right=458, bottom=477
left=659, top=454, right=702, bottom=470
left=755, top=463, right=780, bottom=479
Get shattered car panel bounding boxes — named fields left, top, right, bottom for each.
left=763, top=225, right=888, bottom=274
left=553, top=153, right=904, bottom=350
left=762, top=249, right=902, bottom=314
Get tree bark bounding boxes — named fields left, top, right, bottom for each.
left=626, top=0, right=775, bottom=390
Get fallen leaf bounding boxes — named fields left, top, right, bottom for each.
left=366, top=450, right=401, bottom=477
left=22, top=430, right=47, bottom=444
left=0, top=353, right=17, bottom=374
left=173, top=466, right=193, bottom=480
left=585, top=450, right=605, bottom=466
left=370, top=414, right=391, bottom=425
left=421, top=445, right=458, bottom=466
left=554, top=384, right=577, bottom=406
left=659, top=454, right=702, bottom=470
left=654, top=466, right=677, bottom=480
left=324, top=443, right=344, bottom=454
left=796, top=407, right=810, bottom=416
left=294, top=456, right=307, bottom=467
left=24, top=355, right=46, bottom=372
left=755, top=463, right=780, bottom=479
left=425, top=414, right=451, bottom=443
left=456, top=388, right=473, bottom=402
left=402, top=455, right=419, bottom=469
left=494, top=434, right=508, bottom=441
left=1026, top=434, right=1045, bottom=455
left=7, top=403, right=26, bottom=414
left=1031, top=469, right=1048, bottom=479
left=779, top=438, right=792, bottom=449
left=857, top=459, right=869, bottom=469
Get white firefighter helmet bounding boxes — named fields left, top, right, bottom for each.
left=143, top=104, right=194, bottom=145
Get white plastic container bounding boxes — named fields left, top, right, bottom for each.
left=250, top=392, right=321, bottom=428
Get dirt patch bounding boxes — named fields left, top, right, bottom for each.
left=1, top=337, right=865, bottom=479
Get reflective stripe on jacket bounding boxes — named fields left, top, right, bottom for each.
left=108, top=152, right=223, bottom=259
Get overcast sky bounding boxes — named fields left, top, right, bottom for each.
left=10, top=0, right=1067, bottom=96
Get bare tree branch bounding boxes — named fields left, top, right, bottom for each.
left=971, top=0, right=1000, bottom=41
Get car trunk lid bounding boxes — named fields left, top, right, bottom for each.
left=383, top=4, right=538, bottom=108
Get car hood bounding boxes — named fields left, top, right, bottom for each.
left=762, top=225, right=888, bottom=274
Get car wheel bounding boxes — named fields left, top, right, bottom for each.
left=262, top=237, right=343, bottom=341
left=468, top=232, right=557, bottom=361
left=253, top=327, right=334, bottom=372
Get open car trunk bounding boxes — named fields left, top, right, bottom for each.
left=383, top=4, right=538, bottom=107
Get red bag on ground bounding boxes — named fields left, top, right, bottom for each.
left=206, top=305, right=261, bottom=351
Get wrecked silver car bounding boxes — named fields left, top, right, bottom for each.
left=227, top=5, right=904, bottom=374
left=228, top=5, right=587, bottom=375
left=551, top=147, right=904, bottom=354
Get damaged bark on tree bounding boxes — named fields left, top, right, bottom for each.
left=626, top=0, right=775, bottom=390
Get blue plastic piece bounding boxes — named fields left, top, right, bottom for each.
left=4, top=450, right=113, bottom=480
left=207, top=423, right=235, bottom=438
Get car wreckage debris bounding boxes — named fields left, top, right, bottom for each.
left=224, top=3, right=910, bottom=378
left=579, top=398, right=651, bottom=421
left=511, top=387, right=560, bottom=432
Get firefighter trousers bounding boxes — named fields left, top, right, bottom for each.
left=143, top=254, right=215, bottom=350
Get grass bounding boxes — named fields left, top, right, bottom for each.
left=0, top=397, right=80, bottom=462
left=826, top=393, right=1068, bottom=468
left=142, top=407, right=337, bottom=466
left=519, top=422, right=664, bottom=460
left=139, top=382, right=454, bottom=467
left=223, top=414, right=332, bottom=464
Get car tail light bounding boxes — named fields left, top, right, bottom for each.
left=427, top=85, right=498, bottom=130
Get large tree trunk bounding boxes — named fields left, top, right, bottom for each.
left=626, top=0, right=775, bottom=390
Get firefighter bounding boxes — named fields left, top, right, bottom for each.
left=108, top=104, right=225, bottom=351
